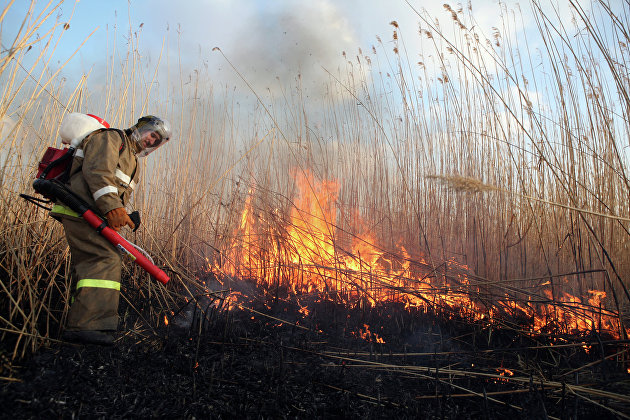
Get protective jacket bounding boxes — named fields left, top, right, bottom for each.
left=55, top=129, right=140, bottom=218
left=51, top=129, right=140, bottom=331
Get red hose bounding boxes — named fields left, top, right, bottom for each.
left=82, top=209, right=170, bottom=284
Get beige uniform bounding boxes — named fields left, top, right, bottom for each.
left=51, top=129, right=139, bottom=331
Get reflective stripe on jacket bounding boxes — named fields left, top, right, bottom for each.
left=50, top=203, right=79, bottom=218
left=76, top=279, right=121, bottom=291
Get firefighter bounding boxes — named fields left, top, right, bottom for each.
left=52, top=115, right=172, bottom=345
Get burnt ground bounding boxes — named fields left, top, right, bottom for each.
left=2, top=283, right=630, bottom=419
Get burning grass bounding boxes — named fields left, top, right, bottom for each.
left=212, top=170, right=628, bottom=343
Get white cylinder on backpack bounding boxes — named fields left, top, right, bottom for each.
left=59, top=113, right=109, bottom=148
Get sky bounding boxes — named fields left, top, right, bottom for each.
left=2, top=0, right=626, bottom=148
left=2, top=0, right=559, bottom=101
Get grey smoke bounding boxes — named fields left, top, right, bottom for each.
left=228, top=4, right=356, bottom=94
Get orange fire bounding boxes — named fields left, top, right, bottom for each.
left=209, top=170, right=627, bottom=341
left=498, top=368, right=514, bottom=377
left=352, top=324, right=386, bottom=344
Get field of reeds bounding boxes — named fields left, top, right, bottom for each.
left=1, top=0, right=628, bottom=385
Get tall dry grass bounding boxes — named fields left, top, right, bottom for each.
left=0, top=1, right=233, bottom=360
left=216, top=0, right=630, bottom=334
left=1, top=0, right=629, bottom=364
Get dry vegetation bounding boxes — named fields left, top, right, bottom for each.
left=0, top=0, right=628, bottom=386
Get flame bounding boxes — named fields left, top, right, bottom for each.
left=496, top=368, right=515, bottom=383
left=352, top=324, right=386, bottom=344
left=298, top=305, right=310, bottom=317
left=223, top=291, right=244, bottom=311
left=164, top=315, right=169, bottom=326
left=587, top=290, right=606, bottom=307
left=498, top=368, right=514, bottom=377
left=210, top=170, right=627, bottom=341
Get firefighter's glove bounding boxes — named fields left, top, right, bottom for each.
left=105, top=207, right=135, bottom=232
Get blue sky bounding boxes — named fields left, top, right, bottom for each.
left=3, top=0, right=563, bottom=95
left=4, top=0, right=626, bottom=146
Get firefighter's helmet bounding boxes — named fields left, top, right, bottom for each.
left=131, top=115, right=172, bottom=157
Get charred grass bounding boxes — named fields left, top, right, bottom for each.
left=2, top=277, right=629, bottom=419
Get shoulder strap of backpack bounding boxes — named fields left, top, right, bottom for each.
left=58, top=128, right=128, bottom=183
left=87, top=128, right=126, bottom=153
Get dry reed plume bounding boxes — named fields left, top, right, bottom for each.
left=427, top=174, right=630, bottom=222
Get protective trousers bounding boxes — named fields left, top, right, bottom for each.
left=62, top=216, right=122, bottom=331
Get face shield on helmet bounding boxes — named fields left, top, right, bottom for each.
left=130, top=115, right=172, bottom=157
